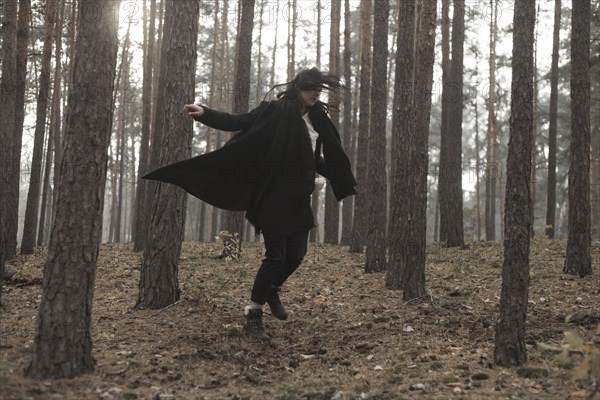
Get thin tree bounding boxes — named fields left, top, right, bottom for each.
left=135, top=0, right=200, bottom=309
left=402, top=0, right=437, bottom=300
left=545, top=0, right=561, bottom=239
left=349, top=0, right=372, bottom=253
left=24, top=0, right=119, bottom=378
left=385, top=0, right=416, bottom=290
left=221, top=0, right=255, bottom=257
left=21, top=0, right=59, bottom=255
left=324, top=0, right=342, bottom=245
left=485, top=0, right=498, bottom=241
left=340, top=0, right=354, bottom=246
left=494, top=0, right=536, bottom=367
left=0, top=0, right=19, bottom=305
left=365, top=0, right=389, bottom=273
left=310, top=0, right=322, bottom=243
left=115, top=29, right=132, bottom=243
left=38, top=3, right=65, bottom=246
left=531, top=5, right=540, bottom=238
left=439, top=0, right=465, bottom=247
left=133, top=0, right=157, bottom=250
left=564, top=0, right=592, bottom=277
left=5, top=0, right=32, bottom=261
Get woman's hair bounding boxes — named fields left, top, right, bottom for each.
left=265, top=68, right=345, bottom=112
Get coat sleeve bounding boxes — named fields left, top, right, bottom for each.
left=194, top=101, right=268, bottom=131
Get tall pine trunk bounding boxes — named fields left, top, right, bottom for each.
left=485, top=0, right=498, bottom=241
left=5, top=0, right=32, bottom=261
left=340, top=0, right=354, bottom=246
left=136, top=0, right=200, bottom=309
left=545, top=0, right=560, bottom=239
left=0, top=0, right=19, bottom=304
left=324, top=0, right=341, bottom=245
left=310, top=0, right=322, bottom=243
left=24, top=0, right=119, bottom=378
left=564, top=0, right=592, bottom=277
left=494, top=0, right=535, bottom=367
left=364, top=0, right=389, bottom=273
left=403, top=0, right=437, bottom=300
left=221, top=0, right=255, bottom=257
left=439, top=0, right=465, bottom=247
left=21, top=0, right=59, bottom=255
left=133, top=0, right=156, bottom=250
left=349, top=0, right=372, bottom=253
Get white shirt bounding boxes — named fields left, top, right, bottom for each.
left=302, top=112, right=326, bottom=191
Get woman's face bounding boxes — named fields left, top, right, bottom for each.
left=298, top=87, right=322, bottom=109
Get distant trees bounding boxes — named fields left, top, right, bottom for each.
left=25, top=0, right=120, bottom=378
left=564, top=0, right=592, bottom=277
left=495, top=0, right=536, bottom=367
left=136, top=0, right=200, bottom=309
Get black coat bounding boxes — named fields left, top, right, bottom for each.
left=142, top=99, right=357, bottom=235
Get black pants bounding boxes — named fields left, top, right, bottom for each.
left=250, top=230, right=309, bottom=305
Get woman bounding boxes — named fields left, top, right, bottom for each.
left=144, top=68, right=357, bottom=340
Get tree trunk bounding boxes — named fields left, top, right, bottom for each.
left=564, top=0, right=592, bottom=277
left=340, top=0, right=354, bottom=246
left=38, top=3, right=64, bottom=247
left=324, top=0, right=341, bottom=245
left=439, top=0, right=465, bottom=247
left=255, top=0, right=265, bottom=104
left=269, top=0, right=279, bottom=90
left=136, top=0, right=200, bottom=309
left=349, top=0, right=372, bottom=253
left=438, top=0, right=450, bottom=242
left=474, top=76, right=482, bottom=241
left=310, top=0, right=323, bottom=243
left=4, top=0, right=31, bottom=261
left=115, top=29, right=132, bottom=243
left=531, top=10, right=539, bottom=239
left=24, top=0, right=119, bottom=378
left=221, top=0, right=255, bottom=258
left=402, top=0, right=436, bottom=300
left=485, top=0, right=498, bottom=241
left=133, top=0, right=156, bottom=250
left=494, top=0, right=535, bottom=367
left=0, top=0, right=19, bottom=305
left=21, top=0, right=59, bottom=255
left=364, top=0, right=389, bottom=273
left=545, top=0, right=561, bottom=239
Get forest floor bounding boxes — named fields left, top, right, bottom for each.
left=0, top=239, right=599, bottom=400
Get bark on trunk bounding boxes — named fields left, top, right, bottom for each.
left=439, top=0, right=465, bottom=247
left=324, top=0, right=342, bottom=245
left=349, top=0, right=372, bottom=253
left=564, top=0, right=592, bottom=277
left=136, top=0, right=200, bottom=309
left=387, top=0, right=415, bottom=287
left=494, top=0, right=535, bottom=367
left=402, top=0, right=436, bottom=300
left=24, top=0, right=119, bottom=378
left=364, top=0, right=389, bottom=273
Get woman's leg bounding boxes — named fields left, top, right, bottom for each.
left=272, top=230, right=309, bottom=287
left=250, top=233, right=287, bottom=305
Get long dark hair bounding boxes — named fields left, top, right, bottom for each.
left=265, top=68, right=345, bottom=113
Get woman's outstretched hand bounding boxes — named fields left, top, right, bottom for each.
left=184, top=104, right=204, bottom=118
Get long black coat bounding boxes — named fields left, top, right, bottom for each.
left=143, top=99, right=357, bottom=235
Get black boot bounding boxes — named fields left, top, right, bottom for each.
left=243, top=307, right=271, bottom=341
left=266, top=287, right=288, bottom=320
